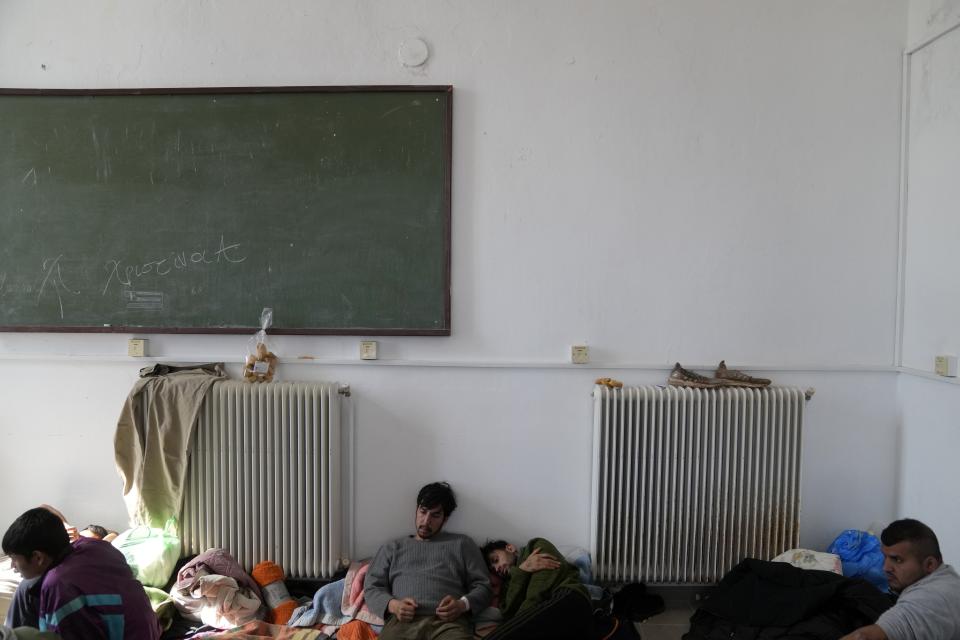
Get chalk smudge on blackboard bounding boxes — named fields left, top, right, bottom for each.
left=380, top=105, right=405, bottom=119
left=21, top=167, right=37, bottom=185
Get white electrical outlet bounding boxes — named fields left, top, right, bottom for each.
left=128, top=338, right=147, bottom=357
left=360, top=340, right=378, bottom=360
left=935, top=354, right=957, bottom=377
left=571, top=345, right=589, bottom=364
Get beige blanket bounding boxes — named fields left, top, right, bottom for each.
left=172, top=569, right=262, bottom=629
left=0, top=555, right=20, bottom=625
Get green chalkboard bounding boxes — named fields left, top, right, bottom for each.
left=0, top=87, right=451, bottom=334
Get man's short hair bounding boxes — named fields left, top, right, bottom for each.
left=480, top=539, right=510, bottom=562
left=2, top=507, right=71, bottom=558
left=881, top=518, right=942, bottom=563
left=83, top=524, right=109, bottom=539
left=417, top=481, right=457, bottom=517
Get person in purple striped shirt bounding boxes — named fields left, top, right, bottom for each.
left=2, top=508, right=159, bottom=640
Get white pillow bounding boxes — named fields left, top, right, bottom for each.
left=771, top=548, right=843, bottom=574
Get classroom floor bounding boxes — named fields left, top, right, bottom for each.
left=634, top=587, right=700, bottom=640
left=636, top=604, right=694, bottom=639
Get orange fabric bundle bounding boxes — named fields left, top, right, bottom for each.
left=338, top=620, right=378, bottom=640
left=251, top=560, right=297, bottom=625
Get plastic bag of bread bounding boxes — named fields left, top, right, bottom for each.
left=244, top=307, right=278, bottom=383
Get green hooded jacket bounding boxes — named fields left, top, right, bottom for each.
left=501, top=537, right=590, bottom=619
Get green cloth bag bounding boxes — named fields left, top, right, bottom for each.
left=111, top=519, right=180, bottom=588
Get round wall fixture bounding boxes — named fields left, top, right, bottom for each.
left=398, top=38, right=429, bottom=67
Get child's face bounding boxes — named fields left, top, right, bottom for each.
left=487, top=545, right=517, bottom=577
left=8, top=551, right=48, bottom=580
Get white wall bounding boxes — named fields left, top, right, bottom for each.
left=909, top=0, right=960, bottom=43
left=0, top=1, right=906, bottom=559
left=896, top=374, right=960, bottom=563
left=894, top=0, right=960, bottom=565
left=901, top=16, right=960, bottom=372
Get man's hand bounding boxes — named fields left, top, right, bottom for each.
left=519, top=547, right=561, bottom=573
left=38, top=504, right=78, bottom=541
left=435, top=595, right=466, bottom=621
left=839, top=625, right=887, bottom=640
left=388, top=597, right=418, bottom=623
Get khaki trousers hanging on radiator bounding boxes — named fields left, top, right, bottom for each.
left=114, top=364, right=226, bottom=528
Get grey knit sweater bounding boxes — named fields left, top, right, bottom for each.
left=363, top=531, right=492, bottom=619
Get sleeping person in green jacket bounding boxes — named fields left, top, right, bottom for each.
left=480, top=538, right=594, bottom=640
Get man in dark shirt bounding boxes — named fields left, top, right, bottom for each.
left=2, top=507, right=160, bottom=640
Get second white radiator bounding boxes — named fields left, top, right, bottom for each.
left=591, top=385, right=805, bottom=585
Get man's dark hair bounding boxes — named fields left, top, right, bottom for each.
left=417, top=481, right=457, bottom=517
left=84, top=524, right=109, bottom=539
left=2, top=508, right=71, bottom=558
left=480, top=539, right=510, bottom=563
left=881, top=518, right=942, bottom=563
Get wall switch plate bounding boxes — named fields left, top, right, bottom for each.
left=571, top=345, right=589, bottom=364
left=128, top=338, right=147, bottom=357
left=935, top=354, right=957, bottom=377
left=360, top=340, right=378, bottom=360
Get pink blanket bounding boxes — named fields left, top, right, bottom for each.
left=341, top=560, right=384, bottom=626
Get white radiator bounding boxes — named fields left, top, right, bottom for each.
left=180, top=380, right=349, bottom=579
left=590, top=385, right=806, bottom=585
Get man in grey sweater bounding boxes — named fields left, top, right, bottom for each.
left=841, top=518, right=960, bottom=640
left=364, top=482, right=492, bottom=640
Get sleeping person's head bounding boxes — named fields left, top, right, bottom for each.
left=79, top=524, right=118, bottom=542
left=481, top=540, right=519, bottom=577
left=2, top=507, right=71, bottom=579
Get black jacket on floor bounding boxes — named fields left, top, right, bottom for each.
left=683, top=558, right=895, bottom=639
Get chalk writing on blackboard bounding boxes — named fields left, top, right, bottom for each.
left=0, top=235, right=246, bottom=321
left=101, top=235, right=246, bottom=295
left=37, top=255, right=80, bottom=319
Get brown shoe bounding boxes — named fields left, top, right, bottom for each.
left=595, top=377, right=624, bottom=389
left=667, top=363, right=723, bottom=388
left=714, top=361, right=771, bottom=388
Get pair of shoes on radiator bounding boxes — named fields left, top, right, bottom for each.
left=668, top=361, right=771, bottom=389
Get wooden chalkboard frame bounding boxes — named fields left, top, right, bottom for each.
left=0, top=85, right=452, bottom=336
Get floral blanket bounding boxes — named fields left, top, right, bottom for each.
left=193, top=621, right=329, bottom=640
